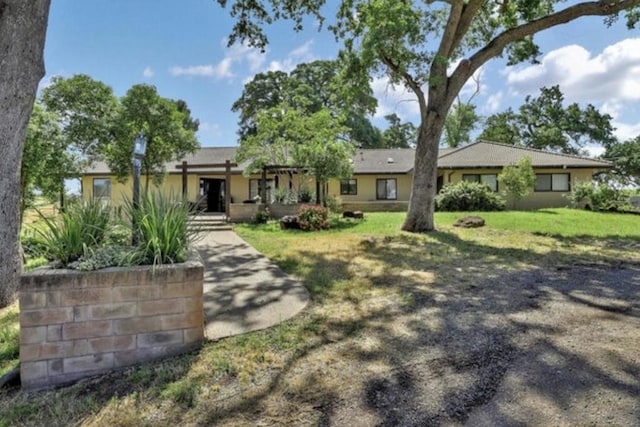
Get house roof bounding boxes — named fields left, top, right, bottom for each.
left=437, top=140, right=612, bottom=169
left=83, top=141, right=610, bottom=175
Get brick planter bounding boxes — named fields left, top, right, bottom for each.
left=19, top=252, right=204, bottom=390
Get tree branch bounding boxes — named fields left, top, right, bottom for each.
left=448, top=0, right=640, bottom=104
left=381, top=55, right=427, bottom=118
left=430, top=1, right=464, bottom=81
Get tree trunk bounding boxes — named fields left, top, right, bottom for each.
left=401, top=110, right=447, bottom=233
left=0, top=0, right=51, bottom=307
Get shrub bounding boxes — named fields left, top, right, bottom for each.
left=569, top=181, right=626, bottom=211
left=297, top=187, right=314, bottom=203
left=325, top=195, right=343, bottom=213
left=273, top=187, right=296, bottom=204
left=253, top=207, right=271, bottom=224
left=436, top=181, right=505, bottom=212
left=33, top=198, right=111, bottom=266
left=297, top=205, right=329, bottom=231
left=69, top=244, right=138, bottom=271
left=125, top=192, right=196, bottom=265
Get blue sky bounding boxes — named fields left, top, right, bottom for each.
left=44, top=0, right=640, bottom=154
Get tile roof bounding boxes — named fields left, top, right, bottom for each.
left=84, top=141, right=610, bottom=175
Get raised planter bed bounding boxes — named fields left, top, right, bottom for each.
left=19, top=251, right=204, bottom=390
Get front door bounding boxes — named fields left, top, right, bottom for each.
left=202, top=178, right=225, bottom=212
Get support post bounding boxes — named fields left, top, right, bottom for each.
left=181, top=161, right=188, bottom=199
left=261, top=167, right=267, bottom=203
left=225, top=160, right=231, bottom=217
left=132, top=157, right=141, bottom=246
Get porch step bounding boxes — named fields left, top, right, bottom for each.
left=188, top=214, right=233, bottom=233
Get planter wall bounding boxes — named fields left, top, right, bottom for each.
left=228, top=203, right=265, bottom=222
left=19, top=254, right=204, bottom=390
left=268, top=203, right=302, bottom=219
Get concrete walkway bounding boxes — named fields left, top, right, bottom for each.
left=194, top=230, right=309, bottom=340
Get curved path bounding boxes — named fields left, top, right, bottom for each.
left=194, top=231, right=309, bottom=340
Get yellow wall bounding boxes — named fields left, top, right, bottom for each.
left=82, top=167, right=601, bottom=211
left=327, top=174, right=413, bottom=202
left=440, top=167, right=598, bottom=209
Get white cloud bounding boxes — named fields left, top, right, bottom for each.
left=505, top=38, right=640, bottom=105
left=260, top=40, right=317, bottom=74
left=198, top=122, right=222, bottom=136
left=612, top=120, right=640, bottom=141
left=485, top=91, right=503, bottom=113
left=289, top=40, right=314, bottom=58
left=170, top=40, right=265, bottom=80
left=142, top=66, right=154, bottom=78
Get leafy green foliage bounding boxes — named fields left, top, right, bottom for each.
left=603, top=135, right=640, bottom=186
left=106, top=84, right=200, bottom=187
left=41, top=74, right=119, bottom=158
left=32, top=199, right=111, bottom=266
left=253, top=207, right=271, bottom=224
left=21, top=102, right=75, bottom=220
left=125, top=192, right=195, bottom=265
left=381, top=113, right=416, bottom=148
left=569, top=181, right=627, bottom=212
left=481, top=86, right=617, bottom=154
left=436, top=181, right=505, bottom=212
left=232, top=60, right=378, bottom=147
left=443, top=103, right=480, bottom=148
left=236, top=105, right=353, bottom=204
left=297, top=205, right=330, bottom=231
left=498, top=156, right=536, bottom=208
left=70, top=244, right=137, bottom=271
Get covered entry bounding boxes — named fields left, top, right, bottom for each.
left=200, top=178, right=226, bottom=212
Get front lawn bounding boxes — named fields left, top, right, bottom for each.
left=1, top=208, right=639, bottom=426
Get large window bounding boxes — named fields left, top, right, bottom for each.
left=376, top=178, right=397, bottom=200
left=462, top=174, right=498, bottom=192
left=92, top=178, right=111, bottom=200
left=249, top=179, right=274, bottom=202
left=535, top=173, right=570, bottom=192
left=340, top=179, right=357, bottom=195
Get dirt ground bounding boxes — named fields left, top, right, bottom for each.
left=202, top=262, right=640, bottom=427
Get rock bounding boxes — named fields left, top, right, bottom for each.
left=453, top=216, right=485, bottom=228
left=343, top=210, right=364, bottom=219
left=279, top=215, right=299, bottom=229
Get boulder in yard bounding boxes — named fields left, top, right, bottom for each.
left=453, top=216, right=485, bottom=228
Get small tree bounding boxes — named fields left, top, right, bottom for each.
left=498, top=156, right=535, bottom=209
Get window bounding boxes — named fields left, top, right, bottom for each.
left=93, top=178, right=111, bottom=200
left=340, top=179, right=357, bottom=195
left=535, top=173, right=570, bottom=192
left=462, top=174, right=498, bottom=192
left=376, top=178, right=397, bottom=200
left=249, top=179, right=274, bottom=201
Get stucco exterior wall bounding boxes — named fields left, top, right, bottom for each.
left=327, top=174, right=413, bottom=202
left=441, top=167, right=597, bottom=209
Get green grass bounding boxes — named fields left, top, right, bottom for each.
left=0, top=303, right=19, bottom=377
left=436, top=208, right=640, bottom=239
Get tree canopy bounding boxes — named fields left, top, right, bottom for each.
left=381, top=113, right=416, bottom=148
left=442, top=102, right=480, bottom=148
left=480, top=85, right=617, bottom=154
left=105, top=84, right=200, bottom=188
left=603, top=135, right=640, bottom=186
left=232, top=59, right=379, bottom=147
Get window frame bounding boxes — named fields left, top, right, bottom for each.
left=462, top=173, right=498, bottom=192
left=92, top=178, right=111, bottom=200
left=534, top=173, right=570, bottom=192
left=376, top=178, right=397, bottom=200
left=339, top=179, right=358, bottom=196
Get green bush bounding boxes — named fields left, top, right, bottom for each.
left=297, top=187, right=314, bottom=203
left=436, top=181, right=505, bottom=212
left=32, top=199, right=111, bottom=266
left=253, top=207, right=271, bottom=224
left=569, top=181, right=626, bottom=211
left=325, top=195, right=343, bottom=213
left=273, top=187, right=296, bottom=204
left=125, top=192, right=196, bottom=265
left=297, top=205, right=329, bottom=231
